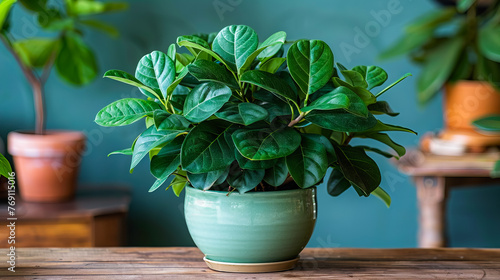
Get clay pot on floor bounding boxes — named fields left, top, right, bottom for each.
left=439, top=81, right=500, bottom=151
left=7, top=131, right=86, bottom=202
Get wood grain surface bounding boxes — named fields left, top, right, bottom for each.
left=0, top=247, right=499, bottom=279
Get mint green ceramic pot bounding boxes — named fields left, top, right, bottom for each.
left=184, top=186, right=317, bottom=263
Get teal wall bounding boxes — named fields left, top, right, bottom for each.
left=2, top=0, right=500, bottom=248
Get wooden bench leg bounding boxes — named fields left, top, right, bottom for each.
left=414, top=176, right=448, bottom=248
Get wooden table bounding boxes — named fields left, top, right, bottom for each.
left=395, top=149, right=500, bottom=248
left=0, top=186, right=130, bottom=247
left=0, top=247, right=499, bottom=279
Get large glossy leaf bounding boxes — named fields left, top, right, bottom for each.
left=240, top=70, right=297, bottom=102
left=286, top=134, right=328, bottom=188
left=135, top=51, right=175, bottom=99
left=95, top=98, right=161, bottom=126
left=55, top=33, right=97, bottom=85
left=253, top=90, right=296, bottom=122
left=302, top=86, right=368, bottom=117
left=187, top=59, right=239, bottom=89
left=181, top=120, right=235, bottom=173
left=263, top=158, right=288, bottom=187
left=183, top=82, right=232, bottom=123
left=259, top=57, right=286, bottom=74
left=327, top=168, right=351, bottom=196
left=332, top=77, right=377, bottom=105
left=0, top=153, right=12, bottom=179
left=232, top=126, right=301, bottom=160
left=417, top=37, right=464, bottom=104
left=149, top=137, right=183, bottom=192
left=188, top=169, right=227, bottom=190
left=240, top=31, right=286, bottom=72
left=215, top=102, right=268, bottom=125
left=358, top=133, right=406, bottom=157
left=212, top=25, right=259, bottom=73
left=305, top=110, right=377, bottom=132
left=0, top=0, right=16, bottom=31
left=235, top=149, right=276, bottom=170
left=477, top=55, right=500, bottom=87
left=361, top=120, right=417, bottom=134
left=13, top=38, right=60, bottom=68
left=352, top=66, right=388, bottom=90
left=227, top=168, right=265, bottom=194
left=368, top=101, right=399, bottom=116
left=287, top=39, right=334, bottom=95
left=472, top=115, right=500, bottom=132
left=177, top=36, right=231, bottom=71
left=339, top=68, right=368, bottom=88
left=479, top=25, right=500, bottom=62
left=156, top=113, right=190, bottom=131
left=103, top=70, right=162, bottom=100
left=334, top=145, right=381, bottom=196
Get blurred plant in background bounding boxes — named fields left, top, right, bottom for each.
left=0, top=0, right=127, bottom=134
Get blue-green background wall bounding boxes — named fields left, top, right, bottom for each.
left=2, top=0, right=500, bottom=248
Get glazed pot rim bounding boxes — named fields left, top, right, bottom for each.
left=186, top=185, right=316, bottom=197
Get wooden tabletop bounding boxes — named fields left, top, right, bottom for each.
left=1, top=247, right=499, bottom=279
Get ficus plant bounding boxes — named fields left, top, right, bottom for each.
left=95, top=25, right=415, bottom=206
left=380, top=0, right=500, bottom=105
left=0, top=0, right=127, bottom=134
left=0, top=153, right=12, bottom=179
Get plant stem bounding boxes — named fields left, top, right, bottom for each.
left=288, top=112, right=305, bottom=127
left=343, top=133, right=354, bottom=145
left=1, top=32, right=45, bottom=134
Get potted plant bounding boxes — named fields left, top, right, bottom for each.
left=95, top=24, right=415, bottom=272
left=381, top=0, right=500, bottom=151
left=1, top=0, right=126, bottom=202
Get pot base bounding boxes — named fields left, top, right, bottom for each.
left=203, top=256, right=299, bottom=273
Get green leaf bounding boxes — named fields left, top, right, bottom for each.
left=302, top=86, right=368, bottom=117
left=332, top=77, right=377, bottom=105
left=232, top=126, right=301, bottom=160
left=80, top=19, right=119, bottom=37
left=286, top=134, right=328, bottom=188
left=327, top=168, right=351, bottom=196
left=235, top=149, right=276, bottom=170
left=131, top=126, right=183, bottom=171
left=477, top=54, right=500, bottom=86
left=334, top=145, right=381, bottom=196
left=305, top=110, right=377, bottom=132
left=188, top=169, right=227, bottom=190
left=12, top=38, right=59, bottom=68
left=253, top=90, right=296, bottom=122
left=18, top=0, right=44, bottom=12
left=379, top=30, right=433, bottom=60
left=352, top=66, right=388, bottom=90
left=103, top=70, right=160, bottom=100
left=263, top=158, right=288, bottom=187
left=95, top=98, right=161, bottom=127
left=305, top=133, right=337, bottom=163
left=240, top=30, right=286, bottom=72
left=0, top=0, right=16, bottom=31
left=287, top=39, right=334, bottom=95
left=472, top=115, right=500, bottom=132
left=67, top=1, right=127, bottom=15
left=240, top=70, right=297, bottom=102
left=374, top=73, right=412, bottom=98
left=167, top=44, right=176, bottom=62
left=358, top=145, right=398, bottom=159
left=212, top=25, right=259, bottom=73
left=107, top=148, right=132, bottom=157
left=259, top=57, right=286, bottom=74
left=215, top=103, right=268, bottom=125
left=135, top=51, right=175, bottom=99
left=177, top=36, right=232, bottom=71
left=0, top=153, right=12, bottom=179
left=417, top=37, right=464, bottom=104
left=227, top=168, right=265, bottom=194
left=167, top=67, right=189, bottom=96
left=181, top=120, right=235, bottom=173
left=257, top=31, right=287, bottom=63
left=372, top=187, right=391, bottom=207
left=362, top=120, right=417, bottom=134
left=183, top=82, right=232, bottom=123
left=56, top=33, right=97, bottom=85
left=156, top=113, right=190, bottom=131
left=149, top=138, right=183, bottom=192
left=457, top=0, right=475, bottom=12
left=479, top=25, right=500, bottom=62
left=491, top=160, right=500, bottom=178
left=368, top=101, right=400, bottom=116
left=340, top=69, right=368, bottom=88
left=187, top=59, right=239, bottom=89
left=169, top=171, right=188, bottom=197
left=358, top=133, right=406, bottom=157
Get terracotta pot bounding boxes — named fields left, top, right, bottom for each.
left=440, top=81, right=500, bottom=150
left=7, top=131, right=86, bottom=202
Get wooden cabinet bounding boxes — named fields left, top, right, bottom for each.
left=0, top=187, right=130, bottom=247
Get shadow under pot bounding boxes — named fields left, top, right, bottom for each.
left=7, top=131, right=86, bottom=202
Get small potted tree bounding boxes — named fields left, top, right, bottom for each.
left=1, top=0, right=126, bottom=202
left=381, top=0, right=500, bottom=151
left=96, top=25, right=415, bottom=272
